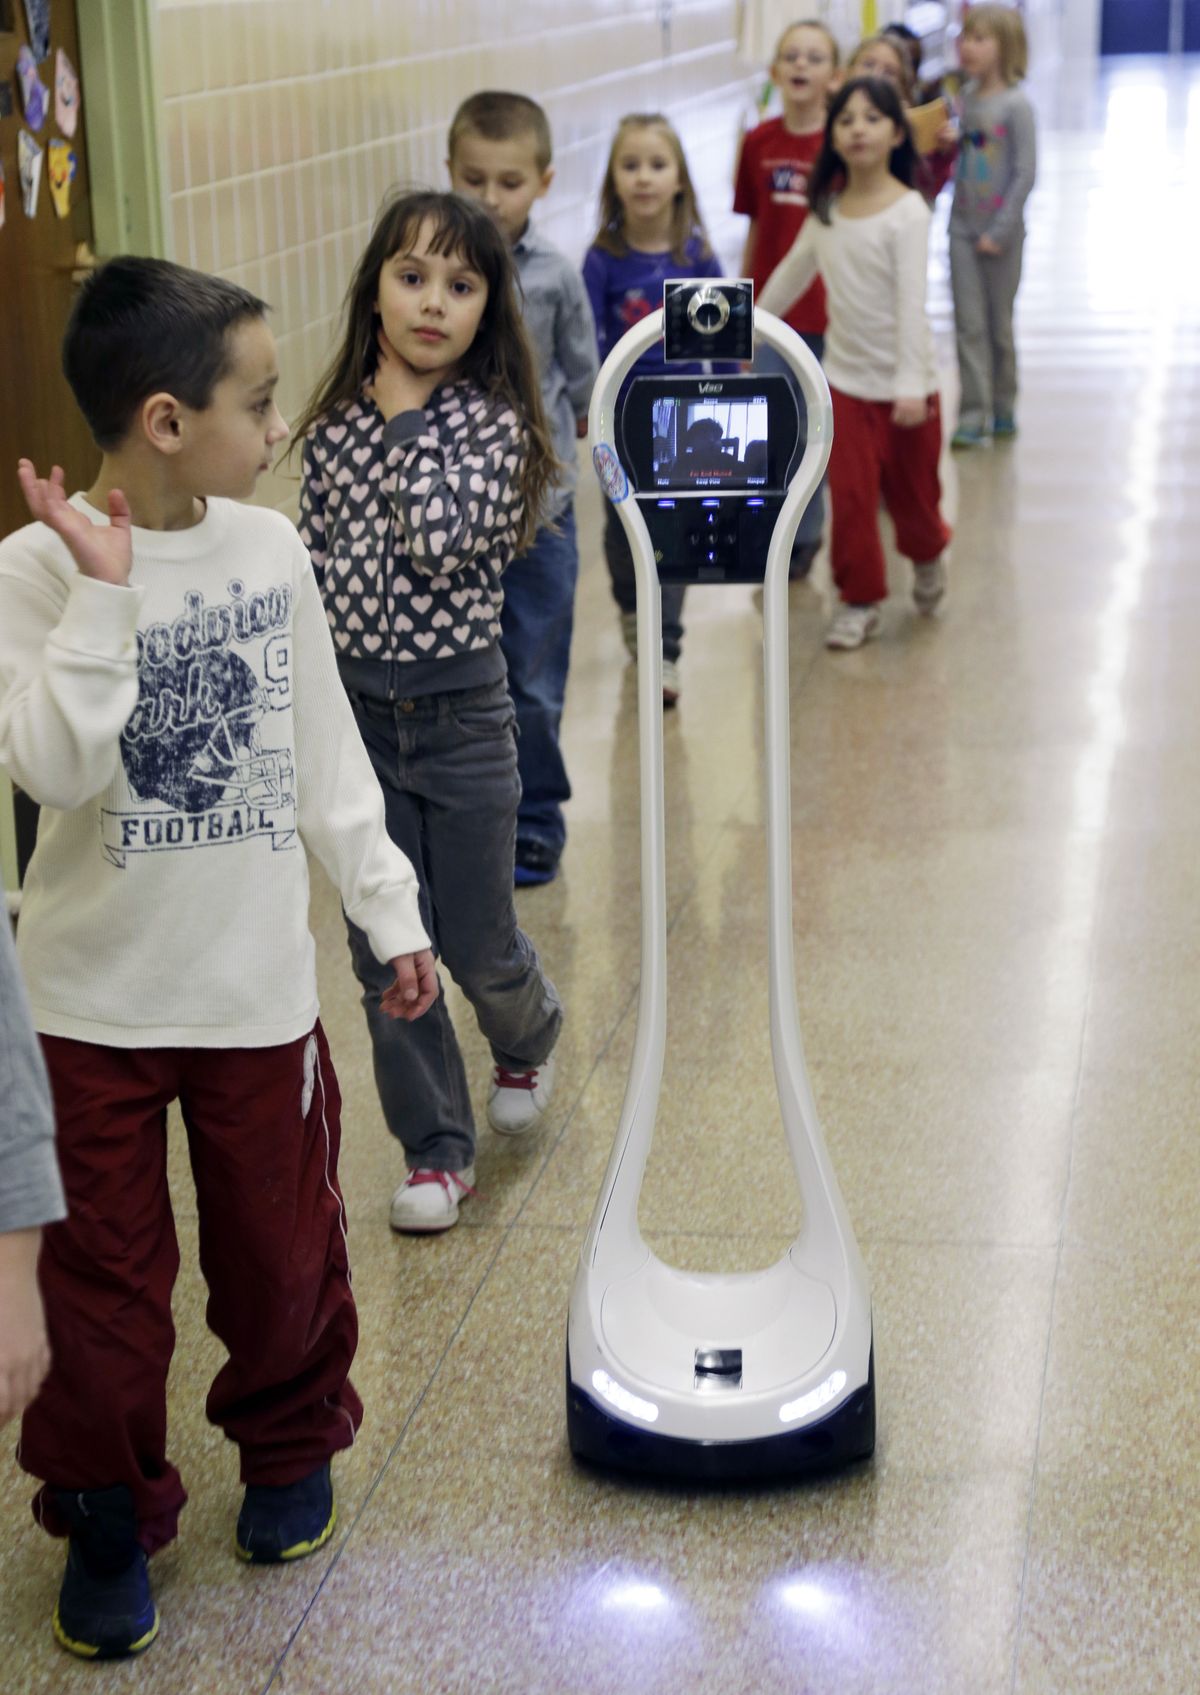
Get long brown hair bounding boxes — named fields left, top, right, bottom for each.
left=291, top=190, right=558, bottom=551
left=590, top=114, right=712, bottom=265
left=808, top=78, right=918, bottom=223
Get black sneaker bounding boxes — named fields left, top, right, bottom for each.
left=235, top=1462, right=336, bottom=1564
left=514, top=839, right=559, bottom=887
left=52, top=1485, right=159, bottom=1660
left=788, top=540, right=820, bottom=581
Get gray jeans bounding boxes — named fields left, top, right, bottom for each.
left=950, top=227, right=1026, bottom=433
left=343, top=677, right=562, bottom=1172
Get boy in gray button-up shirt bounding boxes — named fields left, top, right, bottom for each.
left=1, top=870, right=65, bottom=1424
left=449, top=92, right=599, bottom=886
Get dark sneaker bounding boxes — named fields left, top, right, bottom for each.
left=788, top=540, right=820, bottom=581
left=52, top=1485, right=159, bottom=1660
left=992, top=414, right=1017, bottom=439
left=514, top=839, right=559, bottom=887
left=661, top=658, right=681, bottom=707
left=235, top=1462, right=336, bottom=1564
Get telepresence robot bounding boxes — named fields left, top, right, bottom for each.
left=565, top=281, right=876, bottom=1481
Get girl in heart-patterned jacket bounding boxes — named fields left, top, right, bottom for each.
left=294, top=190, right=565, bottom=1236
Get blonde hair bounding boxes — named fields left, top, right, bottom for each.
left=771, top=17, right=840, bottom=68
left=848, top=34, right=914, bottom=101
left=591, top=114, right=712, bottom=265
left=961, top=3, right=1029, bottom=83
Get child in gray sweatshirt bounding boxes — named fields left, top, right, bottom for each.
left=0, top=870, right=65, bottom=1425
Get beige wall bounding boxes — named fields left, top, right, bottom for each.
left=154, top=0, right=784, bottom=511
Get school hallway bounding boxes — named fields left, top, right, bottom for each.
left=4, top=41, right=1200, bottom=1695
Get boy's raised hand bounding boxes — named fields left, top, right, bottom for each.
left=380, top=948, right=440, bottom=1021
left=17, top=461, right=132, bottom=586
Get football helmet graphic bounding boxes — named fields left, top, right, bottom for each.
left=122, top=649, right=293, bottom=815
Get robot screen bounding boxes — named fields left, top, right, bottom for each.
left=650, top=395, right=771, bottom=490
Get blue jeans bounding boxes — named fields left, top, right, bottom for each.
left=602, top=503, right=686, bottom=663
left=753, top=332, right=826, bottom=557
left=499, top=507, right=578, bottom=859
left=342, top=677, right=563, bottom=1171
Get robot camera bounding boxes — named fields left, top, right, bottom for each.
left=663, top=279, right=754, bottom=364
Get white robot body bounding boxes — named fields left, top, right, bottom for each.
left=566, top=296, right=876, bottom=1480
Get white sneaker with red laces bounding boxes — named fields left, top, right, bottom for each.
left=487, top=1052, right=556, bottom=1136
left=389, top=1165, right=476, bottom=1234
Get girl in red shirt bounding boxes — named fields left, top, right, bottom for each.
left=734, top=19, right=840, bottom=577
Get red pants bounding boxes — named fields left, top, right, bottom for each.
left=828, top=388, right=952, bottom=606
left=20, top=1023, right=362, bottom=1556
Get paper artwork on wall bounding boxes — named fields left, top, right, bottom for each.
left=18, top=128, right=43, bottom=216
left=16, top=45, right=49, bottom=131
left=23, top=0, right=52, bottom=63
left=48, top=135, right=74, bottom=216
left=55, top=49, right=79, bottom=137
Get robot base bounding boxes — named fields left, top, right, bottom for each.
left=566, top=1345, right=875, bottom=1484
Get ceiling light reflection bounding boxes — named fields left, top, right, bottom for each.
left=779, top=1579, right=836, bottom=1618
left=767, top=1567, right=870, bottom=1656
left=601, top=1580, right=670, bottom=1614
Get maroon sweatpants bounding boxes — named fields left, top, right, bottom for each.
left=19, top=1023, right=362, bottom=1556
left=828, top=387, right=953, bottom=606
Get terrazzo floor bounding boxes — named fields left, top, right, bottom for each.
left=4, top=44, right=1200, bottom=1695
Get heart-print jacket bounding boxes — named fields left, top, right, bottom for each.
left=299, top=379, right=527, bottom=693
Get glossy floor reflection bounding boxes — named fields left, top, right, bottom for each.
left=4, top=48, right=1200, bottom=1695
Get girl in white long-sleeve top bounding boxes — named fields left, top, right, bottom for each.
left=758, top=77, right=952, bottom=651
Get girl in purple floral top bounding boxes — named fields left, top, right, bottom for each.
left=295, top=191, right=564, bottom=1234
left=583, top=113, right=725, bottom=704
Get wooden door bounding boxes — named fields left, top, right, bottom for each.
left=0, top=0, right=98, bottom=541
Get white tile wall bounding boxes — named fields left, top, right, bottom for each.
left=154, top=0, right=815, bottom=509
